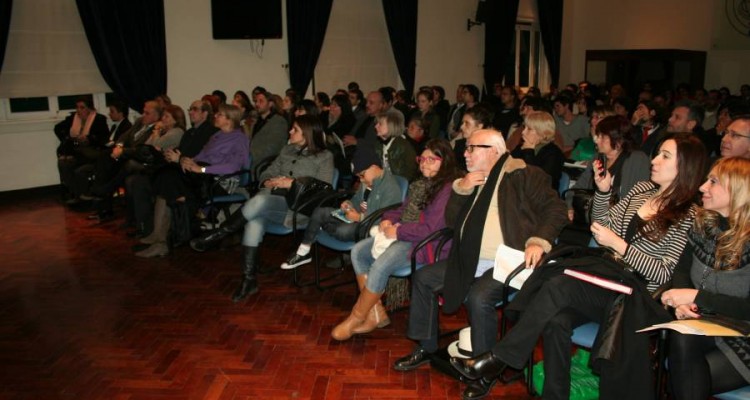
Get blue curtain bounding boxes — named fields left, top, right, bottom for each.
left=286, top=0, right=333, bottom=95
left=537, top=0, right=564, bottom=86
left=484, top=0, right=520, bottom=94
left=382, top=0, right=417, bottom=96
left=0, top=0, right=11, bottom=73
left=76, top=0, right=167, bottom=113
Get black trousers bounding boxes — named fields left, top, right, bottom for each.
left=669, top=333, right=747, bottom=399
left=406, top=261, right=505, bottom=355
left=493, top=275, right=616, bottom=400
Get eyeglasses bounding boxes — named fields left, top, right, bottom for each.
left=189, top=107, right=200, bottom=112
left=465, top=144, right=494, bottom=153
left=727, top=131, right=750, bottom=140
left=416, top=156, right=442, bottom=164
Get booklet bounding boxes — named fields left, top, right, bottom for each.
left=493, top=244, right=532, bottom=289
left=330, top=208, right=354, bottom=224
left=637, top=317, right=750, bottom=337
left=563, top=269, right=633, bottom=295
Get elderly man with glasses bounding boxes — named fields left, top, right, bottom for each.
left=392, top=129, right=568, bottom=399
left=720, top=117, right=750, bottom=159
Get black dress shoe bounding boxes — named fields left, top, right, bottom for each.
left=393, top=347, right=432, bottom=371
left=462, top=377, right=497, bottom=400
left=450, top=351, right=506, bottom=381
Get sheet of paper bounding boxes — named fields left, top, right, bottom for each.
left=493, top=244, right=531, bottom=290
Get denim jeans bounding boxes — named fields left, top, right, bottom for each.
left=351, top=236, right=412, bottom=293
left=240, top=193, right=289, bottom=246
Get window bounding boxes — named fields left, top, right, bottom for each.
left=9, top=97, right=50, bottom=113
left=502, top=23, right=550, bottom=91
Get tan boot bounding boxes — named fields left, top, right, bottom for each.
left=331, top=288, right=382, bottom=341
left=136, top=198, right=170, bottom=258
left=352, top=300, right=390, bottom=334
left=140, top=197, right=168, bottom=245
left=135, top=242, right=169, bottom=258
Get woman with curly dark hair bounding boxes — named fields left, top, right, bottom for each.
left=332, top=138, right=463, bottom=340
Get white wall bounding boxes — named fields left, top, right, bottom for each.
left=164, top=0, right=290, bottom=109
left=559, top=0, right=716, bottom=86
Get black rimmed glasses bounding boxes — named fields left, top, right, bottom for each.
left=416, top=155, right=442, bottom=164
left=465, top=144, right=494, bottom=153
left=727, top=131, right=750, bottom=140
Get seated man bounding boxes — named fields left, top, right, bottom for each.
left=392, top=129, right=567, bottom=399
left=55, top=97, right=110, bottom=204
left=278, top=147, right=402, bottom=269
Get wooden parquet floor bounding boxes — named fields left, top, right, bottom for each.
left=0, top=194, right=533, bottom=400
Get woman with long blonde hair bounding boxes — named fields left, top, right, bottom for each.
left=661, top=157, right=750, bottom=399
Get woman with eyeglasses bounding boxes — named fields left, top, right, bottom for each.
left=509, top=111, right=565, bottom=190
left=660, top=157, right=750, bottom=400
left=331, top=139, right=463, bottom=341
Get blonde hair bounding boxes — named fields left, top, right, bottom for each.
left=694, top=157, right=750, bottom=270
left=523, top=111, right=556, bottom=144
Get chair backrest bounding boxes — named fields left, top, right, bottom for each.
left=252, top=155, right=277, bottom=182
left=394, top=175, right=409, bottom=201
left=238, top=154, right=253, bottom=187
left=331, top=168, right=340, bottom=190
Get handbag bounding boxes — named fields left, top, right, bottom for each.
left=570, top=189, right=595, bottom=226
left=283, top=176, right=334, bottom=216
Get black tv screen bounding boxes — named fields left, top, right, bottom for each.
left=211, top=0, right=282, bottom=40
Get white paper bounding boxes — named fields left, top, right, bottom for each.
left=493, top=244, right=532, bottom=289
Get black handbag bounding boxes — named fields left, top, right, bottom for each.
left=283, top=176, right=334, bottom=216
left=569, top=189, right=595, bottom=226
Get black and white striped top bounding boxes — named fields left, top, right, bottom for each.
left=591, top=181, right=697, bottom=292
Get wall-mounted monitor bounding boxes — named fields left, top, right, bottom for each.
left=211, top=0, right=282, bottom=40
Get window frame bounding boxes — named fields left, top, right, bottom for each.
left=0, top=92, right=111, bottom=122
left=505, top=22, right=551, bottom=92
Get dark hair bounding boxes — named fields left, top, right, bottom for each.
left=315, top=92, right=331, bottom=107
left=348, top=89, right=364, bottom=105
left=108, top=100, right=128, bottom=118
left=554, top=92, right=575, bottom=111
left=163, top=104, right=186, bottom=131
left=644, top=132, right=707, bottom=241
left=234, top=90, right=251, bottom=107
left=416, top=138, right=463, bottom=209
left=156, top=94, right=172, bottom=105
left=202, top=94, right=220, bottom=113
left=293, top=99, right=320, bottom=118
left=211, top=90, right=226, bottom=104
left=464, top=84, right=480, bottom=103
left=76, top=96, right=94, bottom=110
left=331, top=94, right=353, bottom=118
left=464, top=104, right=494, bottom=129
left=347, top=81, right=360, bottom=91
left=522, top=96, right=552, bottom=114
left=408, top=115, right=429, bottom=132
left=294, top=114, right=326, bottom=154
left=378, top=87, right=394, bottom=104
left=613, top=96, right=635, bottom=116
left=526, top=86, right=542, bottom=98
left=252, top=86, right=266, bottom=95
left=595, top=115, right=634, bottom=154
left=432, top=85, right=445, bottom=100
left=233, top=94, right=252, bottom=119
left=673, top=99, right=705, bottom=128
left=199, top=100, right=214, bottom=123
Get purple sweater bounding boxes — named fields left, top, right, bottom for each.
left=382, top=182, right=453, bottom=265
left=194, top=128, right=249, bottom=175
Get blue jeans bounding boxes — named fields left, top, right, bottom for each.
left=240, top=193, right=289, bottom=246
left=351, top=237, right=412, bottom=294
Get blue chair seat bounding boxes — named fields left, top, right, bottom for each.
left=715, top=385, right=750, bottom=400
left=571, top=322, right=600, bottom=349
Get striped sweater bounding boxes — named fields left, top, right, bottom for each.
left=591, top=181, right=697, bottom=292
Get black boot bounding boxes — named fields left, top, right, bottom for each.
left=232, top=246, right=259, bottom=302
left=189, top=210, right=248, bottom=252
left=450, top=351, right=507, bottom=381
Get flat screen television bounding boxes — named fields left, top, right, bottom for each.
left=211, top=0, right=282, bottom=40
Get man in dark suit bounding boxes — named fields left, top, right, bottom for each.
left=105, top=100, right=132, bottom=146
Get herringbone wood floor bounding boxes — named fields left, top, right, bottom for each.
left=0, top=193, right=533, bottom=400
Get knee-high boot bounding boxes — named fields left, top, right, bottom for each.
left=352, top=274, right=390, bottom=334
left=232, top=246, right=259, bottom=302
left=190, top=209, right=248, bottom=252
left=135, top=198, right=170, bottom=258
left=331, top=287, right=384, bottom=341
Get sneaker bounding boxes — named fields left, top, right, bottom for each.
left=280, top=253, right=312, bottom=270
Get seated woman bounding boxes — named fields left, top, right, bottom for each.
left=189, top=115, right=334, bottom=302
left=136, top=104, right=248, bottom=258
left=565, top=114, right=651, bottom=222
left=450, top=133, right=708, bottom=400
left=661, top=157, right=750, bottom=400
left=509, top=111, right=565, bottom=190
left=331, top=139, right=462, bottom=341
left=413, top=88, right=441, bottom=140
left=145, top=104, right=186, bottom=152
left=375, top=110, right=418, bottom=181
left=278, top=146, right=402, bottom=270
